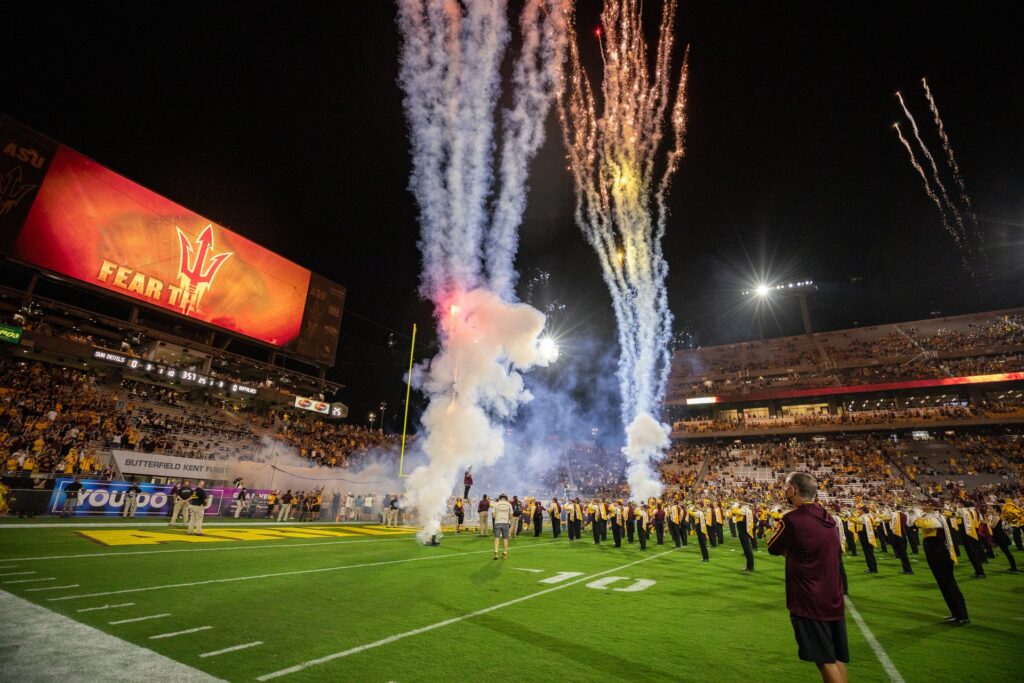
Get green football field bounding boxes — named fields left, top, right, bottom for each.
left=1, top=519, right=1021, bottom=682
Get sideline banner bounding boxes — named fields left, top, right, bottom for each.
left=47, top=478, right=271, bottom=517
left=111, top=450, right=230, bottom=479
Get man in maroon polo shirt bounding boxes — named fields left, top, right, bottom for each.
left=768, top=472, right=848, bottom=683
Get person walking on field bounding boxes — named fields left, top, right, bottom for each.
left=463, top=467, right=473, bottom=499
left=768, top=472, right=848, bottom=683
left=491, top=494, right=514, bottom=560
left=187, top=480, right=209, bottom=536
left=122, top=482, right=141, bottom=518
left=234, top=487, right=248, bottom=518
left=169, top=481, right=192, bottom=525
left=277, top=490, right=293, bottom=522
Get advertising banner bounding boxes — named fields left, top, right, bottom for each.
left=48, top=477, right=271, bottom=517
left=293, top=394, right=330, bottom=415
left=111, top=450, right=230, bottom=479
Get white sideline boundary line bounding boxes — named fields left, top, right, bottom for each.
left=0, top=591, right=222, bottom=682
left=845, top=597, right=905, bottom=683
left=3, top=534, right=419, bottom=562
left=149, top=625, right=213, bottom=640
left=5, top=577, right=55, bottom=584
left=0, top=520, right=397, bottom=529
left=77, top=602, right=135, bottom=612
left=256, top=547, right=681, bottom=681
left=109, top=613, right=171, bottom=625
left=199, top=640, right=263, bottom=658
left=25, top=584, right=80, bottom=592
left=48, top=542, right=559, bottom=603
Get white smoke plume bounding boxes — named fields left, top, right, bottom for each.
left=396, top=1, right=569, bottom=542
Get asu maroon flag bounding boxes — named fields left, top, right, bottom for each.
left=12, top=145, right=312, bottom=348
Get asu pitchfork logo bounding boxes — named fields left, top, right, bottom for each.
left=175, top=224, right=232, bottom=315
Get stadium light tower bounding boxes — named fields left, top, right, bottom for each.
left=742, top=280, right=819, bottom=338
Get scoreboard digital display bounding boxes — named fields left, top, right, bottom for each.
left=91, top=348, right=259, bottom=395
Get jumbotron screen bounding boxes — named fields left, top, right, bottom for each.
left=0, top=115, right=344, bottom=364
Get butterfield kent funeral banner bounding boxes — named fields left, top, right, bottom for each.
left=111, top=450, right=230, bottom=479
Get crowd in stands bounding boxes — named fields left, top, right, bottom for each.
left=669, top=311, right=1024, bottom=400
left=673, top=405, right=979, bottom=434
left=0, top=357, right=405, bottom=479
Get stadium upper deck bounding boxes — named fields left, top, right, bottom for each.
left=666, top=308, right=1024, bottom=438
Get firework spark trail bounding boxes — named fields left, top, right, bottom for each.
left=558, top=0, right=689, bottom=501
left=921, top=78, right=974, bottom=219
left=896, top=91, right=967, bottom=244
left=894, top=122, right=957, bottom=244
left=396, top=0, right=566, bottom=542
left=920, top=78, right=989, bottom=270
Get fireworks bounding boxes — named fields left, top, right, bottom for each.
left=894, top=80, right=988, bottom=279
left=395, top=0, right=569, bottom=543
left=558, top=0, right=689, bottom=500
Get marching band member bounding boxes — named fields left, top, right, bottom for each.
left=549, top=498, right=562, bottom=539
left=915, top=500, right=969, bottom=624
left=690, top=502, right=710, bottom=562
left=857, top=506, right=878, bottom=574
left=635, top=502, right=650, bottom=550
left=729, top=501, right=755, bottom=572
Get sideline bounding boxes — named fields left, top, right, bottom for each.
left=256, top=547, right=681, bottom=680
left=1, top=534, right=421, bottom=562
left=0, top=520, right=395, bottom=529
left=845, top=596, right=906, bottom=683
left=0, top=590, right=222, bottom=682
left=48, top=541, right=560, bottom=603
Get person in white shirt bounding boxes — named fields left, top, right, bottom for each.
left=491, top=493, right=514, bottom=560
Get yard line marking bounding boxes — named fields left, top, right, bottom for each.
left=256, top=547, right=681, bottom=680
left=0, top=591, right=220, bottom=682
left=199, top=641, right=264, bottom=658
left=25, top=584, right=80, bottom=592
left=845, top=597, right=905, bottom=683
left=0, top=571, right=35, bottom=577
left=512, top=568, right=543, bottom=573
left=4, top=577, right=56, bottom=584
left=4, top=535, right=420, bottom=562
left=48, top=542, right=559, bottom=603
left=149, top=625, right=213, bottom=640
left=77, top=602, right=136, bottom=612
left=109, top=613, right=171, bottom=625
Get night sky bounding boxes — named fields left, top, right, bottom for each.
left=4, top=1, right=1022, bottom=426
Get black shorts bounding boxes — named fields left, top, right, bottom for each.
left=790, top=615, right=849, bottom=664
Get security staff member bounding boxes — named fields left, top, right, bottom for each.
left=169, top=481, right=192, bottom=526
left=915, top=500, right=969, bottom=624
left=549, top=498, right=562, bottom=539
left=187, top=480, right=208, bottom=536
